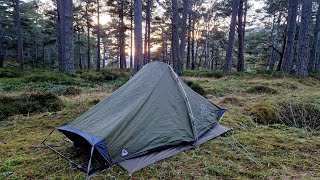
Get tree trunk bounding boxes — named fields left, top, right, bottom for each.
left=191, top=15, right=195, bottom=70
left=64, top=0, right=74, bottom=73
left=309, top=2, right=320, bottom=71
left=0, top=29, right=4, bottom=68
left=119, top=0, right=126, bottom=69
left=237, top=0, right=245, bottom=72
left=96, top=0, right=101, bottom=71
left=180, top=0, right=189, bottom=71
left=57, top=0, right=65, bottom=72
left=296, top=0, right=312, bottom=78
left=282, top=0, right=299, bottom=72
left=134, top=0, right=143, bottom=72
left=144, top=22, right=147, bottom=65
left=130, top=0, right=133, bottom=69
left=86, top=3, right=91, bottom=69
left=147, top=0, right=152, bottom=63
left=103, top=38, right=106, bottom=68
left=172, top=0, right=180, bottom=74
left=223, top=0, right=240, bottom=75
left=14, top=0, right=24, bottom=70
left=78, top=32, right=83, bottom=70
left=186, top=12, right=191, bottom=70
left=269, top=12, right=282, bottom=70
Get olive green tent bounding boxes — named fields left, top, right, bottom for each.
left=43, top=61, right=229, bottom=174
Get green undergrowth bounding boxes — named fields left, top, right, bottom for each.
left=0, top=69, right=320, bottom=179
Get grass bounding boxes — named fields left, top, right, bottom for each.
left=0, top=69, right=319, bottom=179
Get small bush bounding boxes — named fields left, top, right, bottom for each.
left=0, top=92, right=64, bottom=120
left=250, top=103, right=281, bottom=125
left=297, top=77, right=319, bottom=87
left=185, top=80, right=205, bottom=95
left=278, top=102, right=320, bottom=133
left=220, top=96, right=242, bottom=106
left=61, top=86, right=81, bottom=96
left=0, top=69, right=22, bottom=78
left=245, top=85, right=278, bottom=94
left=182, top=70, right=224, bottom=78
left=26, top=73, right=80, bottom=85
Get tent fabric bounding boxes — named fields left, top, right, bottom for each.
left=119, top=124, right=230, bottom=173
left=57, top=61, right=228, bottom=171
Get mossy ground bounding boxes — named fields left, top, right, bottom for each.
left=0, top=69, right=319, bottom=179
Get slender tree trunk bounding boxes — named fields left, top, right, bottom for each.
left=96, top=0, right=101, bottom=71
left=205, top=28, right=210, bottom=69
left=237, top=0, right=244, bottom=72
left=14, top=0, right=24, bottom=70
left=103, top=38, right=106, bottom=68
left=282, top=0, right=299, bottom=72
left=186, top=12, right=191, bottom=70
left=144, top=22, right=148, bottom=65
left=130, top=0, right=133, bottom=69
left=86, top=4, right=91, bottom=69
left=269, top=12, right=282, bottom=70
left=191, top=15, right=195, bottom=70
left=296, top=0, right=312, bottom=78
left=309, top=2, right=320, bottom=71
left=134, top=0, right=143, bottom=72
left=119, top=0, right=126, bottom=69
left=147, top=0, right=152, bottom=63
left=0, top=29, right=4, bottom=68
left=223, top=0, right=240, bottom=75
left=180, top=0, right=189, bottom=71
left=78, top=32, right=83, bottom=70
left=172, top=0, right=180, bottom=74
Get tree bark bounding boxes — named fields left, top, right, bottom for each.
left=78, top=32, right=83, bottom=70
left=0, top=29, right=4, bottom=68
left=237, top=0, right=245, bottom=72
left=147, top=0, right=152, bottom=63
left=223, top=0, right=240, bottom=75
left=86, top=3, right=91, bottom=69
left=186, top=12, right=191, bottom=70
left=96, top=0, right=101, bottom=71
left=191, top=15, right=195, bottom=70
left=269, top=12, right=282, bottom=70
left=180, top=0, right=189, bottom=71
left=296, top=0, right=312, bottom=78
left=282, top=0, right=299, bottom=72
left=64, top=0, right=74, bottom=73
left=130, top=0, right=133, bottom=69
left=134, top=0, right=143, bottom=72
left=119, top=0, right=126, bottom=69
left=14, top=0, right=24, bottom=70
left=172, top=0, right=180, bottom=74
left=309, top=2, right=320, bottom=71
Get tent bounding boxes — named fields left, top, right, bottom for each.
left=42, top=61, right=229, bottom=174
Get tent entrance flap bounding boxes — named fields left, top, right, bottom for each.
left=57, top=125, right=112, bottom=164
left=41, top=129, right=110, bottom=175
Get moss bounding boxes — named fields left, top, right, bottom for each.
left=245, top=85, right=278, bottom=94
left=0, top=92, right=64, bottom=120
left=185, top=80, right=205, bottom=95
left=250, top=103, right=281, bottom=125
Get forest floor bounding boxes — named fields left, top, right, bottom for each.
left=0, top=68, right=319, bottom=179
